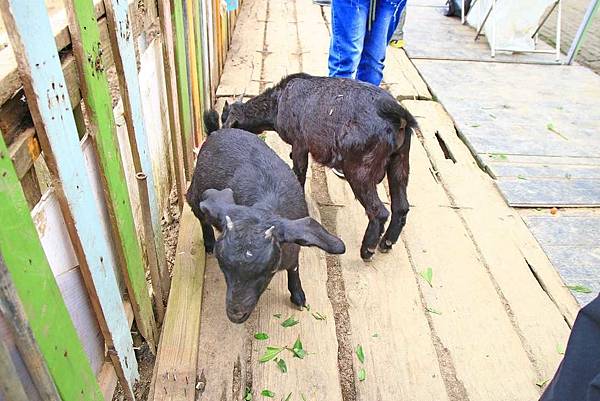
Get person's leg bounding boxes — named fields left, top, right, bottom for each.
left=541, top=295, right=600, bottom=401
left=389, top=0, right=407, bottom=45
left=356, top=0, right=402, bottom=85
left=328, top=0, right=370, bottom=79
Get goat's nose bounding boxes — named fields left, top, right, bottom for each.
left=227, top=307, right=251, bottom=323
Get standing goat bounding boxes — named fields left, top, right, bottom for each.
left=186, top=111, right=345, bottom=323
left=222, top=74, right=417, bottom=261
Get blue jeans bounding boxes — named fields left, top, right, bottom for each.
left=328, top=0, right=403, bottom=86
left=388, top=0, right=408, bottom=42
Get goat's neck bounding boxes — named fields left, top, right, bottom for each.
left=245, top=91, right=278, bottom=131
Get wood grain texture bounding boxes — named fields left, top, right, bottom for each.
left=65, top=0, right=158, bottom=353
left=185, top=0, right=202, bottom=148
left=403, top=99, right=572, bottom=381
left=171, top=0, right=194, bottom=177
left=0, top=0, right=138, bottom=396
left=149, top=205, right=205, bottom=401
left=0, top=326, right=29, bottom=401
left=104, top=0, right=171, bottom=299
left=157, top=0, right=186, bottom=207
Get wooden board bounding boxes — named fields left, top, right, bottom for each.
left=413, top=59, right=600, bottom=206
left=65, top=0, right=158, bottom=351
left=104, top=0, right=171, bottom=299
left=384, top=48, right=432, bottom=100
left=324, top=170, right=449, bottom=401
left=216, top=0, right=265, bottom=97
left=403, top=100, right=573, bottom=380
left=150, top=205, right=206, bottom=401
left=399, top=136, right=543, bottom=400
left=526, top=215, right=600, bottom=306
left=0, top=0, right=138, bottom=395
left=0, top=129, right=102, bottom=400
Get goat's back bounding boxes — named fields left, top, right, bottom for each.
left=187, top=129, right=308, bottom=220
left=277, top=77, right=413, bottom=152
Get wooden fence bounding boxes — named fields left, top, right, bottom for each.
left=0, top=0, right=239, bottom=399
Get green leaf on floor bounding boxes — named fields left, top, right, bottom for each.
left=244, top=387, right=253, bottom=400
left=281, top=316, right=299, bottom=328
left=254, top=332, right=269, bottom=340
left=536, top=378, right=550, bottom=388
left=304, top=304, right=311, bottom=311
left=556, top=343, right=565, bottom=355
left=312, top=312, right=326, bottom=321
left=358, top=368, right=367, bottom=382
left=372, top=333, right=379, bottom=338
left=426, top=306, right=442, bottom=315
left=546, top=123, right=569, bottom=140
left=300, top=393, right=307, bottom=401
left=517, top=175, right=527, bottom=180
left=567, top=284, right=592, bottom=294
left=469, top=123, right=480, bottom=127
left=273, top=313, right=282, bottom=319
left=261, top=389, right=275, bottom=398
left=275, top=358, right=287, bottom=373
left=283, top=393, right=292, bottom=401
left=489, top=153, right=508, bottom=161
left=356, top=345, right=365, bottom=364
left=259, top=346, right=284, bottom=363
left=292, top=337, right=306, bottom=359
left=420, top=267, right=433, bottom=287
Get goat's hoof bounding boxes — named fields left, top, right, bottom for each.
left=379, top=239, right=394, bottom=253
left=361, top=248, right=375, bottom=262
left=289, top=291, right=306, bottom=309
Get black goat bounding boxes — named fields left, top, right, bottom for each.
left=186, top=111, right=345, bottom=323
left=222, top=73, right=417, bottom=261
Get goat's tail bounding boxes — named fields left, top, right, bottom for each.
left=203, top=109, right=220, bottom=136
left=376, top=97, right=418, bottom=151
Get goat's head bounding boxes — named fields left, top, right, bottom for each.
left=221, top=99, right=245, bottom=129
left=199, top=188, right=345, bottom=323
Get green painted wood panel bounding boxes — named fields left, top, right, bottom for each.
left=65, top=0, right=158, bottom=352
left=172, top=0, right=194, bottom=176
left=0, top=131, right=103, bottom=401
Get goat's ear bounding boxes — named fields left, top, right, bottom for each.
left=275, top=217, right=345, bottom=254
left=199, top=188, right=236, bottom=230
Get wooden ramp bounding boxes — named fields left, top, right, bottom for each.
left=149, top=0, right=581, bottom=399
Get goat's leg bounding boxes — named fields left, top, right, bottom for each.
left=291, top=146, right=309, bottom=188
left=191, top=206, right=216, bottom=253
left=380, top=150, right=410, bottom=252
left=347, top=178, right=389, bottom=261
left=287, top=266, right=306, bottom=309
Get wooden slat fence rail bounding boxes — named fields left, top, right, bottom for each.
left=0, top=0, right=240, bottom=398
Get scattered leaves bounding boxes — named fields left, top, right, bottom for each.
left=254, top=332, right=269, bottom=340
left=304, top=304, right=311, bottom=311
left=358, top=368, right=366, bottom=381
left=546, top=123, right=568, bottom=140
left=470, top=123, right=480, bottom=127
left=567, top=284, right=592, bottom=294
left=517, top=175, right=527, bottom=180
left=300, top=394, right=307, bottom=401
left=425, top=306, right=442, bottom=315
left=420, top=267, right=433, bottom=287
left=312, top=312, right=327, bottom=321
left=556, top=343, right=565, bottom=355
left=536, top=378, right=550, bottom=388
left=292, top=337, right=306, bottom=359
left=258, top=133, right=267, bottom=142
left=273, top=313, right=282, bottom=319
left=356, top=345, right=365, bottom=364
left=281, top=316, right=299, bottom=328
left=275, top=358, right=287, bottom=373
left=259, top=346, right=284, bottom=363
left=244, top=388, right=253, bottom=400
left=372, top=333, right=379, bottom=338
left=261, top=389, right=275, bottom=398
left=283, top=393, right=292, bottom=401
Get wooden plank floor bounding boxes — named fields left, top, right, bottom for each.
left=150, top=0, right=581, bottom=399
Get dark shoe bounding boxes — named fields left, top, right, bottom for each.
left=313, top=0, right=331, bottom=5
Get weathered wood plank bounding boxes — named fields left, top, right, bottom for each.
left=215, top=0, right=264, bottom=97
left=496, top=178, right=600, bottom=207
left=65, top=0, right=158, bottom=353
left=0, top=0, right=138, bottom=396
left=403, top=100, right=572, bottom=381
left=150, top=205, right=205, bottom=401
left=172, top=0, right=194, bottom=177
left=104, top=0, right=171, bottom=301
left=324, top=169, right=449, bottom=401
left=157, top=0, right=186, bottom=207
left=185, top=0, right=202, bottom=148
left=384, top=48, right=432, bottom=100
left=400, top=135, right=542, bottom=400
left=0, top=324, right=29, bottom=401
left=0, top=132, right=101, bottom=399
